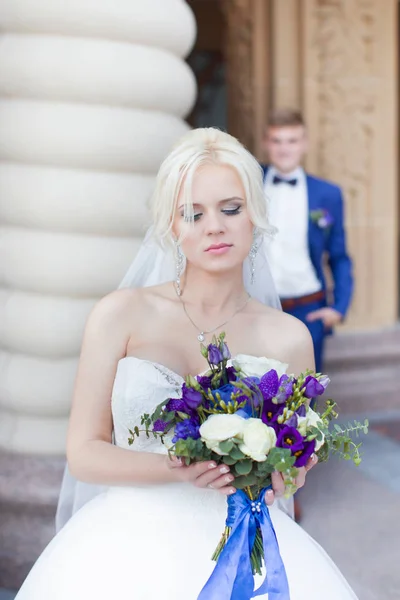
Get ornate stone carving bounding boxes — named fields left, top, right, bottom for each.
left=220, top=0, right=255, bottom=152
left=303, top=0, right=398, bottom=327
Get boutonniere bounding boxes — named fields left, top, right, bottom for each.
left=310, top=209, right=334, bottom=230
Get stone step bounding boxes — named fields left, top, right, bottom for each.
left=0, top=453, right=64, bottom=589
left=325, top=326, right=400, bottom=371
left=323, top=327, right=400, bottom=415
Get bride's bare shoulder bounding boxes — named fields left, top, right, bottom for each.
left=251, top=301, right=314, bottom=368
left=87, top=284, right=174, bottom=325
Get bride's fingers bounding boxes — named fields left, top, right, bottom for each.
left=264, top=489, right=275, bottom=506
left=305, top=453, right=318, bottom=472
left=271, top=471, right=285, bottom=497
left=294, top=467, right=306, bottom=489
left=195, top=464, right=234, bottom=489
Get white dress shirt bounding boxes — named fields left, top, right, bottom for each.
left=265, top=166, right=322, bottom=299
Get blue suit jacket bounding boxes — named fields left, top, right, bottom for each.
left=261, top=165, right=353, bottom=318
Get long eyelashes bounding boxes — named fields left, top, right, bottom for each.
left=190, top=207, right=242, bottom=221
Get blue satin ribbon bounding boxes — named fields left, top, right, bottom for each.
left=197, top=488, right=290, bottom=600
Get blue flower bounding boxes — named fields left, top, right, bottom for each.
left=208, top=344, right=223, bottom=365
left=212, top=383, right=235, bottom=405
left=172, top=418, right=200, bottom=443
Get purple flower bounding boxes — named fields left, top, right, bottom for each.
left=182, top=383, right=203, bottom=410
left=196, top=375, right=212, bottom=391
left=153, top=419, right=168, bottom=433
left=277, top=426, right=316, bottom=467
left=172, top=418, right=200, bottom=443
left=208, top=344, right=223, bottom=365
left=240, top=377, right=263, bottom=408
left=259, top=370, right=293, bottom=404
left=319, top=375, right=330, bottom=390
left=296, top=404, right=307, bottom=418
left=275, top=374, right=294, bottom=403
left=318, top=210, right=334, bottom=229
left=261, top=397, right=285, bottom=430
left=166, top=398, right=189, bottom=414
left=285, top=413, right=298, bottom=428
left=259, top=370, right=279, bottom=400
left=294, top=440, right=316, bottom=467
left=226, top=366, right=237, bottom=382
left=277, top=426, right=304, bottom=453
left=302, top=376, right=325, bottom=399
left=221, top=342, right=231, bottom=360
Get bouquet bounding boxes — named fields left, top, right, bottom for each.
left=128, top=333, right=368, bottom=600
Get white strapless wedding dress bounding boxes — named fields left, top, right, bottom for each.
left=16, top=356, right=358, bottom=600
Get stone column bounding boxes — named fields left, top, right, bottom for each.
left=0, top=0, right=197, bottom=454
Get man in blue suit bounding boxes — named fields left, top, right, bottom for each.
left=261, top=108, right=353, bottom=374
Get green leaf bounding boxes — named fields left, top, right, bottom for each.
left=233, top=474, right=258, bottom=489
left=222, top=455, right=237, bottom=465
left=234, top=459, right=253, bottom=476
left=230, top=446, right=246, bottom=461
left=164, top=411, right=176, bottom=423
left=219, top=439, right=234, bottom=454
left=255, top=461, right=273, bottom=476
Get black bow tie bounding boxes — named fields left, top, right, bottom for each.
left=272, top=175, right=298, bottom=186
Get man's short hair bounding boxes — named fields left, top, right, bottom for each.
left=267, top=108, right=305, bottom=128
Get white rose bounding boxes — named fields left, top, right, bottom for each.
left=298, top=408, right=325, bottom=451
left=200, top=414, right=245, bottom=443
left=232, top=355, right=288, bottom=378
left=200, top=413, right=246, bottom=456
left=239, top=418, right=277, bottom=462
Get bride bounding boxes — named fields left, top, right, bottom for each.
left=16, top=128, right=357, bottom=600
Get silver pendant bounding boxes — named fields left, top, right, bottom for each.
left=197, top=332, right=205, bottom=342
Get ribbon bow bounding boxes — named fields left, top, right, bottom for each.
left=198, top=488, right=290, bottom=600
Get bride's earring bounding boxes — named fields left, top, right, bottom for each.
left=249, top=230, right=259, bottom=285
left=174, top=240, right=184, bottom=296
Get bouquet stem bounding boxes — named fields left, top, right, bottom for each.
left=211, top=486, right=265, bottom=575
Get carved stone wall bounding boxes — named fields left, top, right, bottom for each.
left=302, top=0, right=398, bottom=329
left=265, top=0, right=398, bottom=330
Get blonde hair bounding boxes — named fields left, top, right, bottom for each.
left=150, top=127, right=273, bottom=242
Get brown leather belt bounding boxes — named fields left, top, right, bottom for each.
left=280, top=290, right=325, bottom=311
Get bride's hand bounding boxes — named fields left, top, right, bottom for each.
left=167, top=457, right=236, bottom=496
left=265, top=453, right=318, bottom=506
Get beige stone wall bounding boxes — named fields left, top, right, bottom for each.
left=270, top=0, right=399, bottom=330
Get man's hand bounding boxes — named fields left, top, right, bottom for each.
left=306, top=307, right=342, bottom=328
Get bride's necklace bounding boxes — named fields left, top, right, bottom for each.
left=178, top=291, right=251, bottom=343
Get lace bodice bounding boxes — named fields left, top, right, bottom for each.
left=111, top=354, right=289, bottom=453
left=112, top=357, right=185, bottom=453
